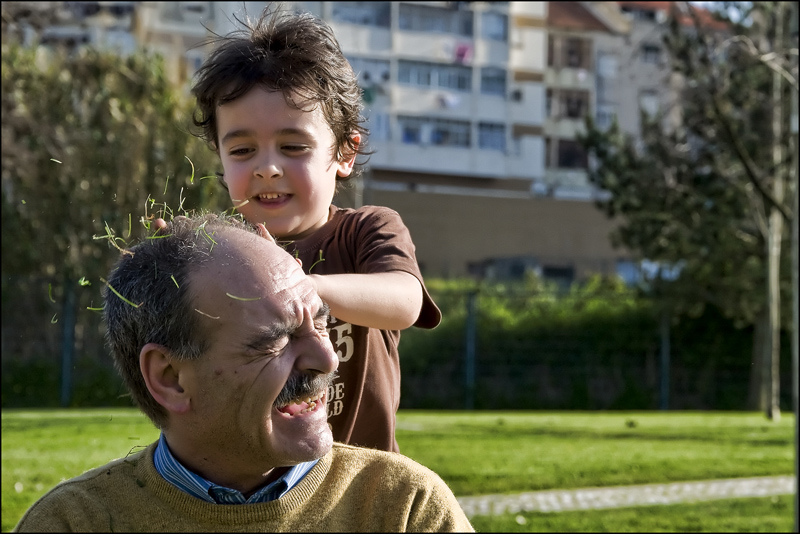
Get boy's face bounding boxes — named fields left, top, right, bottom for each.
left=216, top=87, right=356, bottom=240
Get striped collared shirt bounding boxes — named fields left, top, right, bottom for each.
left=153, top=433, right=318, bottom=504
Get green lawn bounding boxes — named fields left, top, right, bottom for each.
left=470, top=495, right=795, bottom=532
left=2, top=409, right=795, bottom=532
left=394, top=411, right=795, bottom=496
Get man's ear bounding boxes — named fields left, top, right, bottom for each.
left=140, top=343, right=191, bottom=416
left=336, top=131, right=361, bottom=178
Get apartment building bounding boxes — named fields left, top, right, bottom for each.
left=542, top=1, right=627, bottom=200
left=3, top=1, right=138, bottom=52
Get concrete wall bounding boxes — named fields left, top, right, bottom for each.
left=358, top=189, right=627, bottom=279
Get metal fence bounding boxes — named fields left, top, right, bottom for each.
left=1, top=277, right=793, bottom=411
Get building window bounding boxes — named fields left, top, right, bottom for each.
left=480, top=67, right=506, bottom=96
left=596, top=104, right=616, bottom=130
left=597, top=52, right=618, bottom=78
left=431, top=118, right=471, bottom=147
left=332, top=2, right=390, bottom=27
left=545, top=138, right=551, bottom=167
left=347, top=56, right=391, bottom=85
left=542, top=265, right=575, bottom=289
left=616, top=260, right=641, bottom=286
left=398, top=60, right=472, bottom=92
left=548, top=35, right=592, bottom=69
left=398, top=116, right=471, bottom=147
left=556, top=139, right=588, bottom=168
left=478, top=122, right=506, bottom=151
left=562, top=90, right=590, bottom=119
left=469, top=256, right=540, bottom=281
left=621, top=6, right=659, bottom=22
left=398, top=61, right=432, bottom=86
left=641, top=43, right=661, bottom=64
left=399, top=3, right=473, bottom=36
left=639, top=90, right=659, bottom=117
left=482, top=11, right=508, bottom=41
left=547, top=90, right=590, bottom=119
left=564, top=37, right=590, bottom=69
left=369, top=112, right=391, bottom=141
left=400, top=116, right=424, bottom=144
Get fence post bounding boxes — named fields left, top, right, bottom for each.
left=464, top=290, right=477, bottom=410
left=660, top=310, right=670, bottom=411
left=60, top=281, right=76, bottom=407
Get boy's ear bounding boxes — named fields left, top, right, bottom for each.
left=140, top=343, right=191, bottom=416
left=336, top=131, right=361, bottom=178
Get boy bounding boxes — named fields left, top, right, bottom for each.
left=189, top=6, right=440, bottom=453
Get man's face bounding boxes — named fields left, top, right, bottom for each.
left=216, top=87, right=354, bottom=240
left=177, top=229, right=338, bottom=489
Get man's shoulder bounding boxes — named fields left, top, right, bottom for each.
left=41, top=448, right=146, bottom=494
left=322, top=444, right=473, bottom=532
left=14, top=446, right=151, bottom=532
left=328, top=443, right=443, bottom=485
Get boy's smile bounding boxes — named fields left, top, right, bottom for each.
left=216, top=87, right=357, bottom=240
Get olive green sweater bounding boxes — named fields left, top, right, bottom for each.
left=14, top=442, right=473, bottom=532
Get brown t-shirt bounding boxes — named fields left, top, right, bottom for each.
left=279, top=205, right=441, bottom=452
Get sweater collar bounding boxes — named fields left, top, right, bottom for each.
left=153, top=433, right=318, bottom=504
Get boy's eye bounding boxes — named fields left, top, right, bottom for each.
left=283, top=145, right=308, bottom=153
left=229, top=147, right=252, bottom=156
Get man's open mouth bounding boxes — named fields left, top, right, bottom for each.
left=276, top=390, right=325, bottom=416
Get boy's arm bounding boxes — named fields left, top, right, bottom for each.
left=308, top=271, right=423, bottom=330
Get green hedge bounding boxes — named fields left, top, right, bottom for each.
left=1, top=275, right=792, bottom=410
left=399, top=276, right=792, bottom=411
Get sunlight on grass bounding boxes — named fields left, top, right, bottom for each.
left=1, top=409, right=794, bottom=532
left=470, top=495, right=795, bottom=533
left=395, top=411, right=794, bottom=496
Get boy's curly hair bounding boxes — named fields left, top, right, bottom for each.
left=191, top=5, right=370, bottom=181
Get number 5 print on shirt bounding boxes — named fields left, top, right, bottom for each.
left=329, top=322, right=354, bottom=362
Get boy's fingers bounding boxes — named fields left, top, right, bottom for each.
left=154, top=216, right=190, bottom=234
left=255, top=223, right=277, bottom=244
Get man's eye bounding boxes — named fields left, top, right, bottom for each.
left=259, top=337, right=289, bottom=355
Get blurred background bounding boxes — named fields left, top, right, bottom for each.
left=1, top=1, right=797, bottom=420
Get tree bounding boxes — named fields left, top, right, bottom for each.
left=1, top=40, right=226, bottom=403
left=579, top=2, right=797, bottom=418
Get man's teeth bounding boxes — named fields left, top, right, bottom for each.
left=285, top=391, right=324, bottom=414
left=259, top=193, right=284, bottom=200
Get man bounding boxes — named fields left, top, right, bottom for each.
left=14, top=213, right=473, bottom=532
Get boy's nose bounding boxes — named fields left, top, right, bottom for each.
left=255, top=155, right=282, bottom=179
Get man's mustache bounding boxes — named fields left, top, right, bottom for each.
left=274, top=371, right=338, bottom=407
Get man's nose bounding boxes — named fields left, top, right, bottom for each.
left=296, top=310, right=339, bottom=375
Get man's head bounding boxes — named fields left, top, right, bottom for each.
left=103, top=213, right=338, bottom=481
left=191, top=6, right=368, bottom=180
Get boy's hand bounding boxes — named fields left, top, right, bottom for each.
left=254, top=223, right=277, bottom=244
left=153, top=218, right=171, bottom=234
